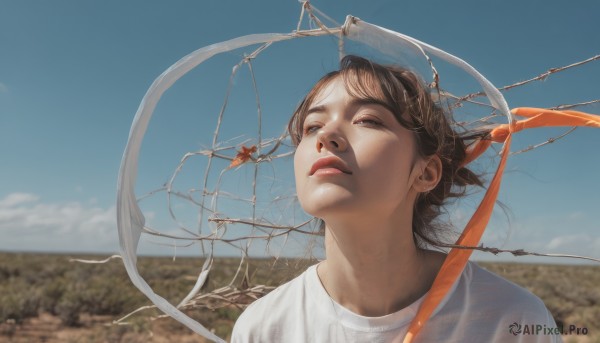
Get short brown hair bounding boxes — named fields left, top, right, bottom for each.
left=288, top=55, right=486, bottom=248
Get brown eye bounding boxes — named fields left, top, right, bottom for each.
left=355, top=118, right=381, bottom=126
left=303, top=125, right=320, bottom=135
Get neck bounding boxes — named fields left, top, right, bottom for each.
left=316, top=214, right=445, bottom=317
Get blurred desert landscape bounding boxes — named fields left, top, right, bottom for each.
left=1, top=253, right=598, bottom=343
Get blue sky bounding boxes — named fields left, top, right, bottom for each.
left=1, top=0, right=599, bottom=263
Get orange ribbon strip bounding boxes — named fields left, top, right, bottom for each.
left=404, top=107, right=600, bottom=343
left=462, top=108, right=600, bottom=167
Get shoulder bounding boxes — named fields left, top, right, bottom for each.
left=425, top=262, right=560, bottom=342
left=236, top=265, right=311, bottom=319
left=434, top=261, right=556, bottom=322
left=230, top=265, right=316, bottom=342
left=466, top=261, right=551, bottom=317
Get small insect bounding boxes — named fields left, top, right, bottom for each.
left=228, top=145, right=257, bottom=169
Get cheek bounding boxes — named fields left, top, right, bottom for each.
left=293, top=144, right=313, bottom=209
left=293, top=152, right=300, bottom=183
left=357, top=140, right=415, bottom=190
left=293, top=145, right=307, bottom=186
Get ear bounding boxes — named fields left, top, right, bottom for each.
left=413, top=155, right=442, bottom=193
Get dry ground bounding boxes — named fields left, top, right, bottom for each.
left=1, top=253, right=598, bottom=342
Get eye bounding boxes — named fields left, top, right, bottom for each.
left=302, top=124, right=320, bottom=136
left=354, top=117, right=382, bottom=126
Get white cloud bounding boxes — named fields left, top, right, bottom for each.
left=0, top=192, right=118, bottom=253
left=0, top=192, right=40, bottom=207
left=568, top=211, right=585, bottom=220
left=546, top=234, right=600, bottom=252
left=1, top=192, right=598, bottom=262
left=473, top=213, right=600, bottom=264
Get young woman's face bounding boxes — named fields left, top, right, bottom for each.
left=294, top=77, right=424, bottom=222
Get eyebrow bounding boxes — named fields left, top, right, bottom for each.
left=306, top=98, right=393, bottom=117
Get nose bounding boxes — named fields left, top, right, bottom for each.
left=315, top=125, right=347, bottom=152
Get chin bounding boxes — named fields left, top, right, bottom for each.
left=302, top=195, right=360, bottom=217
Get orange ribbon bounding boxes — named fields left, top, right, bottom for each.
left=462, top=108, right=600, bottom=167
left=404, top=107, right=600, bottom=343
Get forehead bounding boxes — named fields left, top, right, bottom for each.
left=310, top=77, right=349, bottom=107
left=311, top=72, right=388, bottom=106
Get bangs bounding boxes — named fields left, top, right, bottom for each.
left=288, top=55, right=421, bottom=146
left=339, top=59, right=405, bottom=117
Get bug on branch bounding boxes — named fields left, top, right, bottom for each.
left=228, top=145, right=257, bottom=169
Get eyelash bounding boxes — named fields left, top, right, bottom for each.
left=302, top=118, right=381, bottom=136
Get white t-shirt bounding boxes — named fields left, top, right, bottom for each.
left=231, top=261, right=562, bottom=342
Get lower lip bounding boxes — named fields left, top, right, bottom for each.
left=312, top=168, right=349, bottom=176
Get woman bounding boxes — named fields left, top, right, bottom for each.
left=231, top=55, right=560, bottom=342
